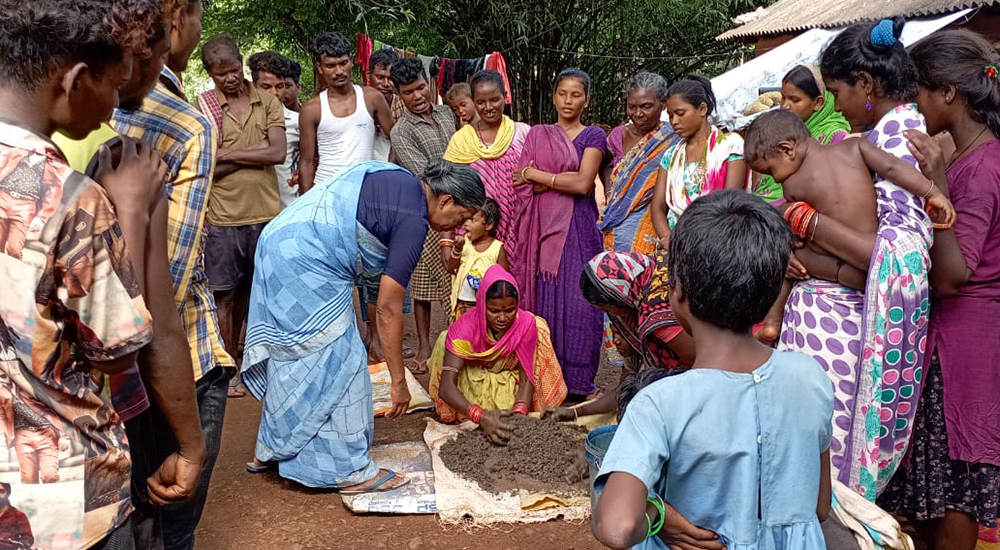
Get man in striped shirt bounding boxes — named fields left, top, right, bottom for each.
left=111, top=1, right=234, bottom=548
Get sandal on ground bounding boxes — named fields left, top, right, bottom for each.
left=406, top=358, right=428, bottom=375
left=338, top=469, right=409, bottom=495
left=245, top=460, right=274, bottom=474
left=228, top=379, right=247, bottom=398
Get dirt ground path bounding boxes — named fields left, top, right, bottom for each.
left=194, top=309, right=609, bottom=550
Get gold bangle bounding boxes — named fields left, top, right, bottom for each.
left=549, top=173, right=556, bottom=189
left=520, top=167, right=529, bottom=181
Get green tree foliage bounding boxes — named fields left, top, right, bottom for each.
left=196, top=0, right=756, bottom=125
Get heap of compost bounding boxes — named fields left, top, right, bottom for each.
left=439, top=415, right=587, bottom=493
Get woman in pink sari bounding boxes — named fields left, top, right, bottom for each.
left=510, top=68, right=607, bottom=397
left=444, top=70, right=530, bottom=259
left=428, top=266, right=567, bottom=443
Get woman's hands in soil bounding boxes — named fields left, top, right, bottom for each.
left=540, top=407, right=576, bottom=422
left=563, top=451, right=588, bottom=484
left=480, top=409, right=514, bottom=445
left=658, top=505, right=726, bottom=550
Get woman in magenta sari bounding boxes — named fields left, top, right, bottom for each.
left=511, top=68, right=606, bottom=397
left=444, top=70, right=530, bottom=258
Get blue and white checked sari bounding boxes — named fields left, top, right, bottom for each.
left=242, top=161, right=403, bottom=488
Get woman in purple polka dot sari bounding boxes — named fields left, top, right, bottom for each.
left=775, top=19, right=934, bottom=501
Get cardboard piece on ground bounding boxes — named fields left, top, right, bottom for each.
left=341, top=441, right=437, bottom=515
left=424, top=418, right=590, bottom=525
left=370, top=362, right=433, bottom=417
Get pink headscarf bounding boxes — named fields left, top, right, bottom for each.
left=444, top=265, right=540, bottom=383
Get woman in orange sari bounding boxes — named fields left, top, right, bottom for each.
left=428, top=266, right=567, bottom=442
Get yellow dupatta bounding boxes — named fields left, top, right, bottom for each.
left=443, top=115, right=517, bottom=163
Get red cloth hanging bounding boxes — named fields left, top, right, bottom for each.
left=485, top=51, right=512, bottom=105
left=356, top=33, right=374, bottom=85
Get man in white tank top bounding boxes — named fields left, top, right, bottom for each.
left=298, top=32, right=395, bottom=194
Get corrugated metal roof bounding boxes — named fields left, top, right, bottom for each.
left=717, top=0, right=995, bottom=40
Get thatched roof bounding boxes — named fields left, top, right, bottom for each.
left=717, top=0, right=996, bottom=40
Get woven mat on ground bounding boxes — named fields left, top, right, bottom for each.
left=424, top=418, right=591, bottom=525
left=341, top=441, right=437, bottom=514
left=370, top=362, right=434, bottom=417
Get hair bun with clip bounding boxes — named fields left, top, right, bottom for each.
left=870, top=19, right=897, bottom=47
left=986, top=65, right=999, bottom=80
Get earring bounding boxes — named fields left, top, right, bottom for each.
left=865, top=94, right=872, bottom=112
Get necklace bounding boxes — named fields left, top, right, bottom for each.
left=475, top=121, right=495, bottom=146
left=947, top=125, right=989, bottom=168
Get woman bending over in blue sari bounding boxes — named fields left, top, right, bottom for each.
left=242, top=159, right=485, bottom=492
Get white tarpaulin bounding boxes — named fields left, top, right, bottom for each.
left=424, top=419, right=591, bottom=525
left=712, top=9, right=972, bottom=130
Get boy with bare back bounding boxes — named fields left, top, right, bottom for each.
left=744, top=110, right=954, bottom=342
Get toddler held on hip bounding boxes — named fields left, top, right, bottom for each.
left=743, top=110, right=954, bottom=345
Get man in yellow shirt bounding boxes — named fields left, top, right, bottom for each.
left=197, top=35, right=286, bottom=398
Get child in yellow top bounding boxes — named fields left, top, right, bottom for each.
left=447, top=198, right=509, bottom=319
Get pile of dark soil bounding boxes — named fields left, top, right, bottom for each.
left=439, top=415, right=587, bottom=493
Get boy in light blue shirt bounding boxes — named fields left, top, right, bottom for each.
left=593, top=190, right=835, bottom=550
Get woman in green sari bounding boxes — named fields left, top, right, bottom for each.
left=753, top=64, right=851, bottom=203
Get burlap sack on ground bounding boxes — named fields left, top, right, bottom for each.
left=341, top=441, right=437, bottom=515
left=370, top=362, right=434, bottom=416
left=424, top=418, right=590, bottom=525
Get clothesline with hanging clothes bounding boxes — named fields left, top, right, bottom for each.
left=356, top=33, right=512, bottom=104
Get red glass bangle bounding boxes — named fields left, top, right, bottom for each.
left=512, top=401, right=529, bottom=415
left=466, top=404, right=484, bottom=424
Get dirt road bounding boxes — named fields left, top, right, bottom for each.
left=194, top=313, right=608, bottom=550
